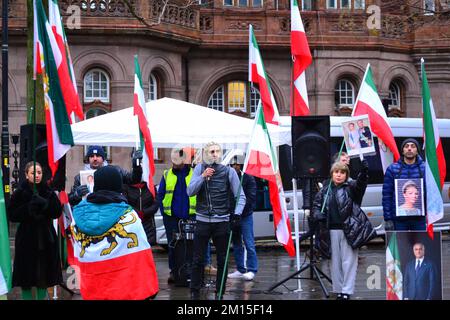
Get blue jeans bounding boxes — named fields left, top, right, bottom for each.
left=394, top=218, right=426, bottom=231
left=232, top=215, right=258, bottom=274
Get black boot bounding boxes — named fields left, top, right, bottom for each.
left=191, top=290, right=200, bottom=300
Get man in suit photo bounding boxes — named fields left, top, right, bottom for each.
left=403, top=242, right=437, bottom=300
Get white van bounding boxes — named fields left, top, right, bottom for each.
left=250, top=116, right=450, bottom=239
left=154, top=116, right=450, bottom=245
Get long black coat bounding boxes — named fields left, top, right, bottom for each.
left=9, top=181, right=63, bottom=288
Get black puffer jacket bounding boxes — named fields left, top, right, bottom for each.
left=123, top=182, right=159, bottom=245
left=312, top=161, right=375, bottom=250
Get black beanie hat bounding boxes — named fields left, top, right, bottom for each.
left=93, top=166, right=122, bottom=193
left=86, top=145, right=106, bottom=160
left=401, top=138, right=421, bottom=154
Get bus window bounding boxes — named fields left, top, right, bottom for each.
left=254, top=177, right=272, bottom=212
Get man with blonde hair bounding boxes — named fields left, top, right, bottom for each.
left=187, top=142, right=246, bottom=300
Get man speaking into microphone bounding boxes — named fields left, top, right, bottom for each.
left=187, top=142, right=246, bottom=300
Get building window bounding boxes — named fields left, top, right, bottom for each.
left=340, top=0, right=351, bottom=9
left=84, top=69, right=109, bottom=103
left=224, top=0, right=233, bottom=6
left=327, top=0, right=337, bottom=9
left=208, top=85, right=225, bottom=112
left=252, top=0, right=262, bottom=7
left=354, top=0, right=365, bottom=9
left=238, top=0, right=248, bottom=6
left=388, top=82, right=401, bottom=110
left=208, top=81, right=260, bottom=117
left=303, top=0, right=314, bottom=10
left=335, top=79, right=355, bottom=108
left=424, top=0, right=435, bottom=14
left=228, top=81, right=246, bottom=113
left=148, top=73, right=158, bottom=101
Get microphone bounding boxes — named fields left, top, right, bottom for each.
left=206, top=164, right=213, bottom=181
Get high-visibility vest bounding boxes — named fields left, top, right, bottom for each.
left=162, top=168, right=196, bottom=216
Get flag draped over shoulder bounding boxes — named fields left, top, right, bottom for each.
left=70, top=208, right=159, bottom=300
left=352, top=64, right=400, bottom=172
left=34, top=0, right=73, bottom=177
left=421, top=59, right=446, bottom=235
left=133, top=56, right=156, bottom=197
left=386, top=233, right=402, bottom=300
left=243, top=104, right=295, bottom=256
left=290, top=0, right=312, bottom=116
left=0, top=171, right=12, bottom=296
left=48, top=0, right=84, bottom=121
left=248, top=24, right=280, bottom=125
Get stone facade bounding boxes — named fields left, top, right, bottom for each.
left=1, top=0, right=449, bottom=190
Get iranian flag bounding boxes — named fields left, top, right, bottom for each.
left=243, top=104, right=295, bottom=256
left=0, top=171, right=12, bottom=296
left=290, top=0, right=312, bottom=116
left=48, top=0, right=84, bottom=122
left=386, top=232, right=402, bottom=300
left=70, top=209, right=159, bottom=300
left=133, top=56, right=156, bottom=197
left=249, top=24, right=280, bottom=125
left=421, top=58, right=446, bottom=236
left=34, top=0, right=73, bottom=177
left=352, top=64, right=400, bottom=172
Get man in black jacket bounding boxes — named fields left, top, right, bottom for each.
left=68, top=145, right=142, bottom=206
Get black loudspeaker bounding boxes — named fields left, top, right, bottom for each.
left=292, top=116, right=330, bottom=179
left=19, top=124, right=66, bottom=191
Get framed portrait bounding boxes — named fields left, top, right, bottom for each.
left=386, top=231, right=442, bottom=300
left=341, top=114, right=376, bottom=158
left=395, top=178, right=424, bottom=217
left=80, top=169, right=96, bottom=194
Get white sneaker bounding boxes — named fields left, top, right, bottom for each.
left=228, top=270, right=244, bottom=279
left=243, top=271, right=255, bottom=281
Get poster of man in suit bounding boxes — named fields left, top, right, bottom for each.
left=386, top=231, right=442, bottom=300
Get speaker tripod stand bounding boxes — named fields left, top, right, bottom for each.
left=267, top=178, right=332, bottom=298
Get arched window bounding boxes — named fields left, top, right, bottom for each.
left=207, top=81, right=260, bottom=117
left=335, top=78, right=355, bottom=108
left=148, top=73, right=158, bottom=101
left=389, top=81, right=402, bottom=109
left=83, top=69, right=109, bottom=103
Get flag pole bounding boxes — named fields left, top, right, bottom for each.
left=291, top=177, right=302, bottom=291
left=32, top=78, right=37, bottom=194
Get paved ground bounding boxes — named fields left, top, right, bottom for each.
left=6, top=234, right=450, bottom=300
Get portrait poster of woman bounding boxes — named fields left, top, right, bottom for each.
left=395, top=178, right=425, bottom=217
left=341, top=114, right=376, bottom=158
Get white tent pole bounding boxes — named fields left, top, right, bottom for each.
left=292, top=178, right=302, bottom=292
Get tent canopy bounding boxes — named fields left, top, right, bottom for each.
left=71, top=97, right=291, bottom=149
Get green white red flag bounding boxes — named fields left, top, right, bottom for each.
left=243, top=104, right=295, bottom=256
left=133, top=56, right=156, bottom=197
left=248, top=24, right=280, bottom=125
left=290, top=0, right=312, bottom=116
left=352, top=64, right=400, bottom=172
left=34, top=0, right=74, bottom=177
left=48, top=0, right=84, bottom=122
left=0, top=170, right=11, bottom=296
left=386, top=232, right=402, bottom=300
left=421, top=58, right=446, bottom=236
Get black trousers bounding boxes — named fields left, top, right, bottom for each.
left=190, top=221, right=230, bottom=294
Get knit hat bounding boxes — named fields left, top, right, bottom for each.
left=86, top=145, right=106, bottom=160
left=401, top=138, right=421, bottom=154
left=93, top=166, right=122, bottom=193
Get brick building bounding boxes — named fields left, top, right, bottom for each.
left=1, top=0, right=450, bottom=189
